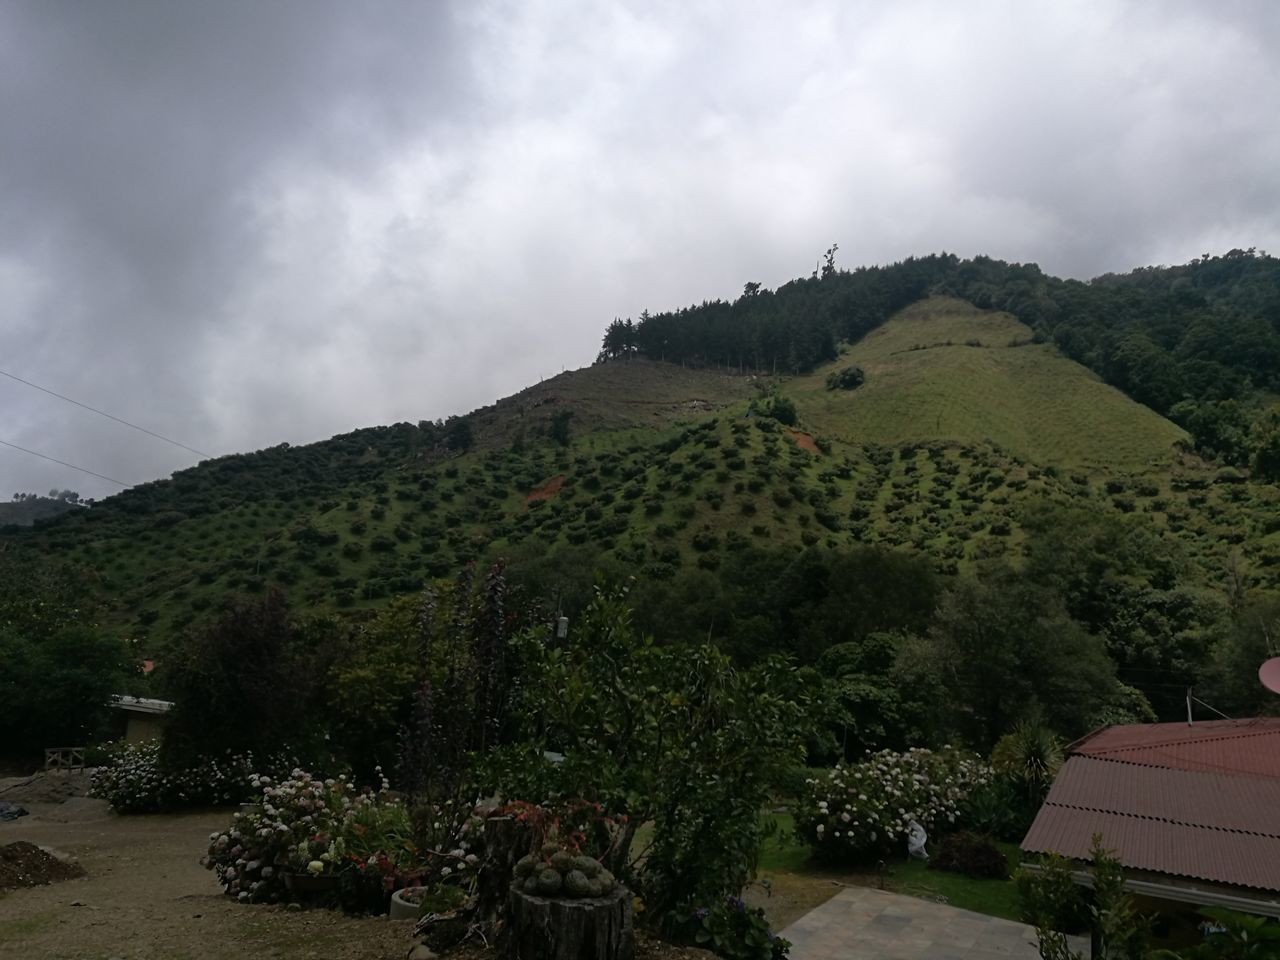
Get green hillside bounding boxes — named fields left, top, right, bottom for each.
left=794, top=297, right=1188, bottom=472
left=0, top=493, right=83, bottom=527
left=5, top=295, right=1278, bottom=656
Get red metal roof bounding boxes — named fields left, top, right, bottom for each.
left=1045, top=757, right=1280, bottom=836
left=1071, top=718, right=1280, bottom=779
left=1022, top=720, right=1280, bottom=893
left=1022, top=802, right=1280, bottom=892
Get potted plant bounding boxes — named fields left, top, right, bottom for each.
left=389, top=881, right=468, bottom=921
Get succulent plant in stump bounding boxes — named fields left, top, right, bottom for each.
left=512, top=844, right=617, bottom=899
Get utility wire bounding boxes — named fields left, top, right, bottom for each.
left=0, top=367, right=210, bottom=458
left=0, top=438, right=132, bottom=487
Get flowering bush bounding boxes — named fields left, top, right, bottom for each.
left=795, top=747, right=991, bottom=864
left=89, top=739, right=294, bottom=813
left=201, top=766, right=484, bottom=910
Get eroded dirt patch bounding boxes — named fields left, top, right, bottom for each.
left=786, top=429, right=820, bottom=454
left=525, top=474, right=565, bottom=505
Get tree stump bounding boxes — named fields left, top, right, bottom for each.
left=504, top=884, right=634, bottom=960
left=477, top=815, right=525, bottom=925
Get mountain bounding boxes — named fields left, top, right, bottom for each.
left=6, top=284, right=1277, bottom=657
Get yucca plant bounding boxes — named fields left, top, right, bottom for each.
left=990, top=718, right=1063, bottom=806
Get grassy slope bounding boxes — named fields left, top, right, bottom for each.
left=470, top=357, right=758, bottom=449
left=794, top=297, right=1188, bottom=473
left=7, top=299, right=1279, bottom=641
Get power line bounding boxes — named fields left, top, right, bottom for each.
left=0, top=438, right=132, bottom=488
left=0, top=367, right=210, bottom=458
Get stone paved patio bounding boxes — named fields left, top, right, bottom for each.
left=780, top=885, right=1080, bottom=960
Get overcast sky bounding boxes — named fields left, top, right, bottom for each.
left=2, top=1, right=1278, bottom=500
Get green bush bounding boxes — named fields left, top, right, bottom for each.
left=1016, top=852, right=1091, bottom=935
left=928, top=831, right=1008, bottom=879
left=825, top=367, right=865, bottom=391
left=960, top=775, right=1037, bottom=842
left=675, top=897, right=790, bottom=960
left=476, top=585, right=827, bottom=927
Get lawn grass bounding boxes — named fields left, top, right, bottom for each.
left=758, top=813, right=811, bottom=874
left=889, top=840, right=1024, bottom=921
left=757, top=813, right=1024, bottom=923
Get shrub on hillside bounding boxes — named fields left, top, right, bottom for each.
left=795, top=747, right=991, bottom=864
left=754, top=395, right=798, bottom=426
left=825, top=367, right=865, bottom=391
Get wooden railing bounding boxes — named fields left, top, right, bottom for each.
left=44, top=747, right=86, bottom=772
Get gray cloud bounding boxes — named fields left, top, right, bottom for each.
left=2, top=0, right=1277, bottom=499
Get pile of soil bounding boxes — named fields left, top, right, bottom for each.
left=0, top=840, right=86, bottom=891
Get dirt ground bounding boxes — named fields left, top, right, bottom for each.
left=0, top=802, right=417, bottom=960
left=0, top=776, right=834, bottom=958
left=0, top=799, right=728, bottom=960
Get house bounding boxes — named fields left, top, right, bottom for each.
left=1021, top=717, right=1280, bottom=919
left=106, top=695, right=174, bottom=743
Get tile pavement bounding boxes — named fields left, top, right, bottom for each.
left=780, top=885, right=1082, bottom=960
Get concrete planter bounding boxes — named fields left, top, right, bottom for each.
left=390, top=886, right=423, bottom=920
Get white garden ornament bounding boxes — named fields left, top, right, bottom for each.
left=906, top=819, right=928, bottom=860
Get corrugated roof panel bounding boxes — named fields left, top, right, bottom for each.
left=1022, top=806, right=1280, bottom=892
left=1047, top=757, right=1280, bottom=837
left=1073, top=719, right=1280, bottom=779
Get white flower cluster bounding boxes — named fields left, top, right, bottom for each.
left=796, top=746, right=991, bottom=863
left=203, top=768, right=366, bottom=902
left=89, top=740, right=292, bottom=813
left=202, top=765, right=485, bottom=906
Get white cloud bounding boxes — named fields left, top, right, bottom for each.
left=1, top=0, right=1277, bottom=498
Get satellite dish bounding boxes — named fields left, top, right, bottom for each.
left=1260, top=657, right=1280, bottom=695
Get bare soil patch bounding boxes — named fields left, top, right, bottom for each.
left=0, top=772, right=92, bottom=805
left=785, top=429, right=820, bottom=454
left=524, top=474, right=565, bottom=505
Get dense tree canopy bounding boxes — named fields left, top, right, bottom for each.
left=600, top=248, right=1280, bottom=470
left=0, top=550, right=129, bottom=758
